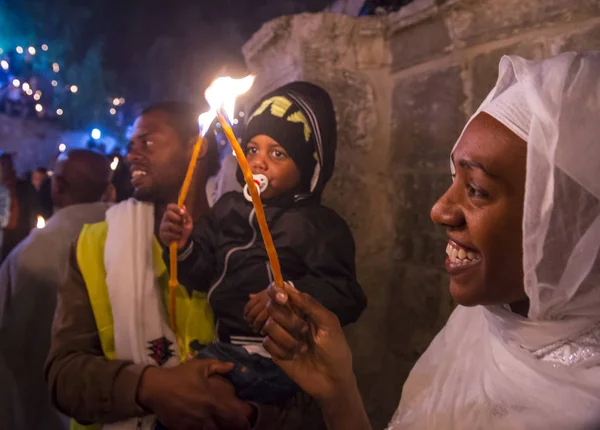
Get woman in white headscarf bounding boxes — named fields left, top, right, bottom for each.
left=260, top=51, right=600, bottom=430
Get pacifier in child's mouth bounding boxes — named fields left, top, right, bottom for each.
left=243, top=174, right=269, bottom=202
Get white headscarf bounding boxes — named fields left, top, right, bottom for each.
left=390, top=52, right=600, bottom=430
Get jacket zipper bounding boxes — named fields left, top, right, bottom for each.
left=207, top=209, right=257, bottom=304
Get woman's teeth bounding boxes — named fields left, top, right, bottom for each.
left=132, top=170, right=147, bottom=178
left=446, top=241, right=480, bottom=264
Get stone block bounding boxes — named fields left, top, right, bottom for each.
left=354, top=18, right=390, bottom=69
left=243, top=14, right=381, bottom=154
left=385, top=264, right=452, bottom=357
left=394, top=230, right=448, bottom=266
left=360, top=352, right=408, bottom=430
left=356, top=263, right=452, bottom=430
left=448, top=0, right=600, bottom=47
left=390, top=14, right=452, bottom=71
left=323, top=159, right=372, bottom=234
left=548, top=23, right=600, bottom=54
left=391, top=171, right=451, bottom=226
left=303, top=69, right=378, bottom=153
left=391, top=171, right=450, bottom=267
left=470, top=39, right=546, bottom=110
left=391, top=66, right=467, bottom=169
left=347, top=258, right=393, bottom=364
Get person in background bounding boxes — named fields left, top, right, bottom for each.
left=0, top=153, right=40, bottom=261
left=23, top=171, right=32, bottom=185
left=31, top=167, right=48, bottom=192
left=0, top=163, right=10, bottom=258
left=0, top=149, right=113, bottom=430
left=109, top=153, right=134, bottom=202
left=37, top=176, right=54, bottom=220
left=262, top=52, right=600, bottom=430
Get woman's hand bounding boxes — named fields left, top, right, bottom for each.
left=262, top=283, right=355, bottom=402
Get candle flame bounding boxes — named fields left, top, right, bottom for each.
left=37, top=215, right=46, bottom=229
left=198, top=111, right=216, bottom=137
left=110, top=157, right=119, bottom=171
left=205, top=75, right=255, bottom=123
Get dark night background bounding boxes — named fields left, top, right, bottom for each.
left=2, top=0, right=331, bottom=109
left=0, top=0, right=410, bottom=133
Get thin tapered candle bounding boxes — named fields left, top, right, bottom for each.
left=168, top=135, right=205, bottom=332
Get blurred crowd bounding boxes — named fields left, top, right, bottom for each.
left=0, top=149, right=132, bottom=262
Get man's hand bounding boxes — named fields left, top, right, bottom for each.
left=244, top=289, right=270, bottom=333
left=137, top=359, right=252, bottom=430
left=159, top=204, right=193, bottom=250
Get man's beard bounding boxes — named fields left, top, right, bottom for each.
left=132, top=186, right=157, bottom=203
left=133, top=185, right=174, bottom=206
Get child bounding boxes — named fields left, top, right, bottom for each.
left=159, top=81, right=367, bottom=404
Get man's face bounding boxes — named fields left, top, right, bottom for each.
left=126, top=111, right=191, bottom=202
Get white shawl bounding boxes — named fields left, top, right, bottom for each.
left=391, top=52, right=600, bottom=429
left=104, top=199, right=180, bottom=430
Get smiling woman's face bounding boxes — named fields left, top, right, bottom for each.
left=430, top=112, right=528, bottom=307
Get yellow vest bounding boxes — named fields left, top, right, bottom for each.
left=70, top=221, right=215, bottom=430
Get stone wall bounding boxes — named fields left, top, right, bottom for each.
left=242, top=1, right=600, bottom=427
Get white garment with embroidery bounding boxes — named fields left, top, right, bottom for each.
left=390, top=52, right=600, bottom=429
left=104, top=199, right=180, bottom=430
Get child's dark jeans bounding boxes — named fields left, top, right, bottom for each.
left=154, top=342, right=298, bottom=430
left=196, top=341, right=299, bottom=403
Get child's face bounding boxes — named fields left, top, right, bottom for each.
left=246, top=134, right=301, bottom=200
